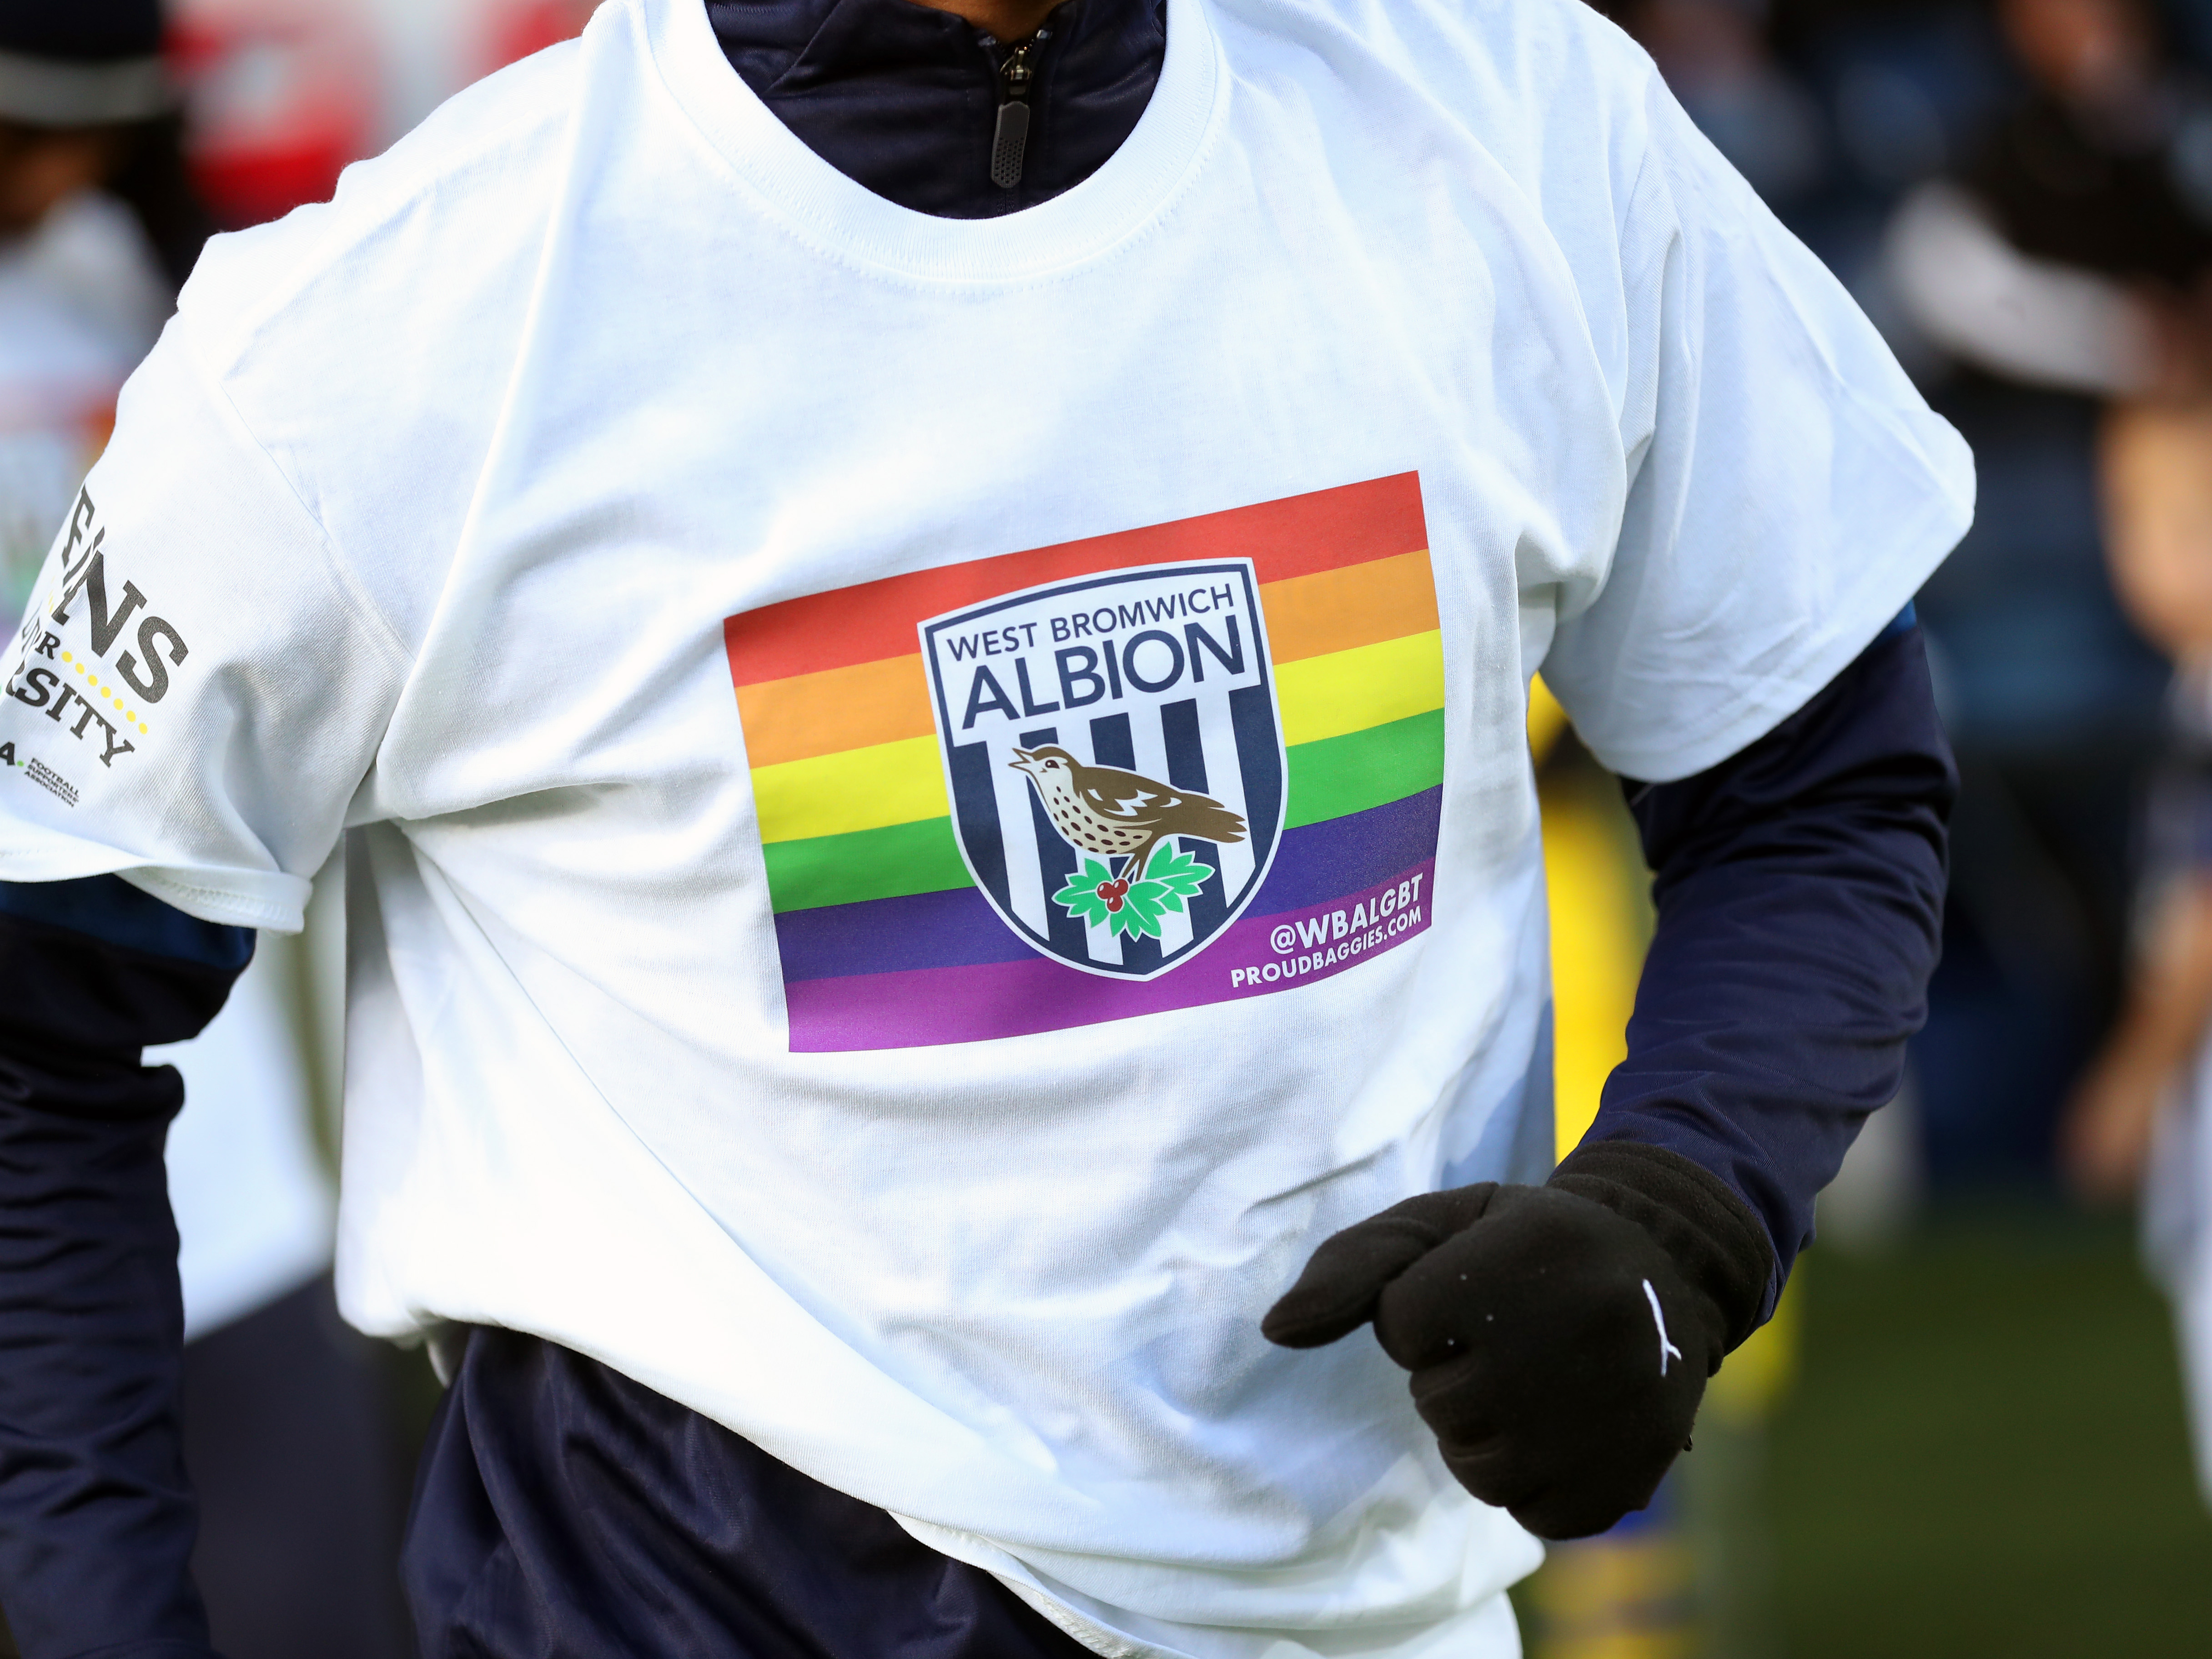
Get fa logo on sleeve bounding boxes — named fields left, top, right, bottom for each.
left=920, top=561, right=1284, bottom=981
left=723, top=474, right=1451, bottom=1052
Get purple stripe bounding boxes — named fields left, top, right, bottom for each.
left=776, top=788, right=1444, bottom=985
left=774, top=885, right=1028, bottom=982
left=787, top=861, right=1436, bottom=1052
left=1250, top=788, right=1441, bottom=913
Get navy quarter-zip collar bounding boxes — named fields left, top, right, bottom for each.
left=706, top=0, right=1166, bottom=218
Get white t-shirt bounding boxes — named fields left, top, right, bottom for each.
left=0, top=0, right=1971, bottom=1652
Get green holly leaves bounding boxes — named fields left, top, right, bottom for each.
left=1051, top=843, right=1217, bottom=940
left=1144, top=844, right=1213, bottom=904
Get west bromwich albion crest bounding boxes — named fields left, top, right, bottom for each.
left=921, top=559, right=1287, bottom=980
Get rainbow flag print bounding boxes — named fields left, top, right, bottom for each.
left=724, top=473, right=1446, bottom=1052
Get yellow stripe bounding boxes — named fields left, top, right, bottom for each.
left=1277, top=630, right=1445, bottom=747
left=753, top=734, right=948, bottom=845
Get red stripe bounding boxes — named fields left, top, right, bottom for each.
left=725, top=473, right=1427, bottom=687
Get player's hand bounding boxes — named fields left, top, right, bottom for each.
left=1262, top=1156, right=1759, bottom=1541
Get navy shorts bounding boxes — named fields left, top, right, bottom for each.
left=402, top=1328, right=1096, bottom=1659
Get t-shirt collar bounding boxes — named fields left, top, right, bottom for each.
left=639, top=0, right=1223, bottom=284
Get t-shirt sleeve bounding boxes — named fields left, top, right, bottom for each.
left=1538, top=72, right=1976, bottom=784
left=0, top=332, right=409, bottom=931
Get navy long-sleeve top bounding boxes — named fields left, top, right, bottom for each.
left=0, top=1, right=1955, bottom=1651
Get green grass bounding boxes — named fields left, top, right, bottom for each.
left=1767, top=1206, right=2212, bottom=1656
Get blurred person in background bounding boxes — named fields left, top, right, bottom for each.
left=0, top=5, right=409, bottom=1656
left=1887, top=0, right=2212, bottom=403
left=2038, top=0, right=2212, bottom=1496
left=2061, top=651, right=2212, bottom=1511
left=1882, top=0, right=2212, bottom=1520
left=1877, top=0, right=2182, bottom=1192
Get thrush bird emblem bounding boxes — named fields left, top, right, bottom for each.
left=1010, top=746, right=1248, bottom=937
left=1010, top=746, right=1248, bottom=882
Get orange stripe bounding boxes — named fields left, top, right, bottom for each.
left=736, top=654, right=933, bottom=769
left=736, top=548, right=1446, bottom=767
left=1261, top=548, right=1438, bottom=665
left=724, top=473, right=1427, bottom=687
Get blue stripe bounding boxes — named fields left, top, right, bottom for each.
left=1230, top=682, right=1282, bottom=873
left=1161, top=696, right=1231, bottom=940
left=946, top=737, right=1008, bottom=910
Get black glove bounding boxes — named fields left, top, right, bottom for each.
left=1262, top=1141, right=1773, bottom=1540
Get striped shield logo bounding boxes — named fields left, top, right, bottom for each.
left=920, top=559, right=1287, bottom=980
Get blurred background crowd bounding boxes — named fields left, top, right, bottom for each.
left=1536, top=0, right=2212, bottom=1650
left=2, top=0, right=2211, bottom=1654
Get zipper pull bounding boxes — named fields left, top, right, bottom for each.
left=991, top=39, right=1036, bottom=191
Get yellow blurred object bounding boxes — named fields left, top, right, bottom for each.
left=1541, top=1640, right=1696, bottom=1659
left=1528, top=1537, right=1696, bottom=1616
left=1532, top=1629, right=1697, bottom=1659
left=1526, top=1533, right=1699, bottom=1659
left=1533, top=676, right=1650, bottom=1158
left=1529, top=672, right=1572, bottom=763
left=1705, top=1274, right=1799, bottom=1428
